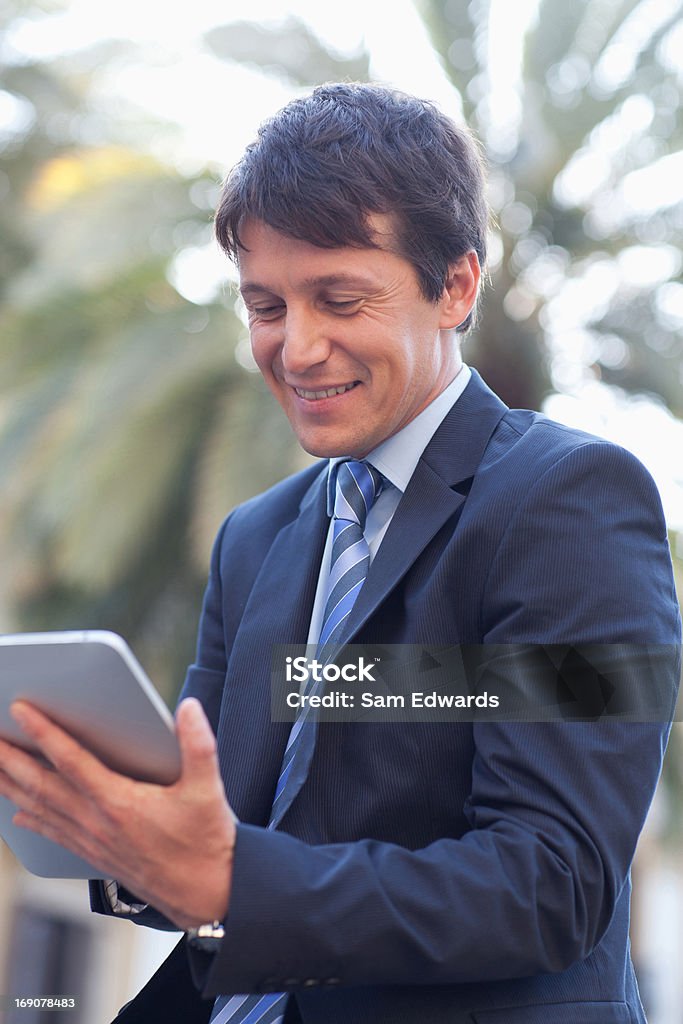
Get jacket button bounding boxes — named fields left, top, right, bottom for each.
left=302, top=978, right=319, bottom=987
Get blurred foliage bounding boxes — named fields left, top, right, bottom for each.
left=204, top=16, right=370, bottom=86
left=0, top=0, right=306, bottom=698
left=419, top=0, right=683, bottom=414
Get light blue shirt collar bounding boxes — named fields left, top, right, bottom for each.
left=326, top=364, right=471, bottom=511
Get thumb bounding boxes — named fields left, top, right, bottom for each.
left=175, top=698, right=219, bottom=783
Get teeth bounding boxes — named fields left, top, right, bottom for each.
left=295, top=383, right=357, bottom=400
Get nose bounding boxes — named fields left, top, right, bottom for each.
left=280, top=305, right=332, bottom=376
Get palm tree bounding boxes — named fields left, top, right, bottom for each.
left=0, top=5, right=305, bottom=697
left=418, top=0, right=683, bottom=413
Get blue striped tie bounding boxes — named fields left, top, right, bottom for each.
left=210, top=460, right=382, bottom=1023
left=317, top=460, right=383, bottom=663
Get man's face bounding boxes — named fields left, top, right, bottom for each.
left=238, top=216, right=477, bottom=458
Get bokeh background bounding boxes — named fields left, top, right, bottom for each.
left=1, top=0, right=683, bottom=1020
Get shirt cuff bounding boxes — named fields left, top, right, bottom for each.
left=104, top=879, right=148, bottom=916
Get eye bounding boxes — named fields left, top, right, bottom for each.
left=325, top=298, right=362, bottom=314
left=249, top=304, right=285, bottom=321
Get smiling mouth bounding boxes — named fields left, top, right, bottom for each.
left=293, top=382, right=360, bottom=400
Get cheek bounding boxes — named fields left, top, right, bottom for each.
left=250, top=331, right=279, bottom=378
left=384, top=336, right=422, bottom=384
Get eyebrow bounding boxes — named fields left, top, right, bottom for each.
left=240, top=273, right=377, bottom=297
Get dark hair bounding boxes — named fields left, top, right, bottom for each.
left=215, top=82, right=489, bottom=332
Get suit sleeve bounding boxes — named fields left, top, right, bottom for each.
left=195, top=441, right=680, bottom=996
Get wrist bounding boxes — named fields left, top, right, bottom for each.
left=186, top=919, right=226, bottom=954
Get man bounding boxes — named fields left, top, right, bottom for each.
left=0, top=84, right=680, bottom=1024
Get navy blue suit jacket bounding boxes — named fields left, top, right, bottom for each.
left=95, top=370, right=681, bottom=1023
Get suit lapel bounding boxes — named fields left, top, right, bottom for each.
left=233, top=469, right=329, bottom=646
left=216, top=467, right=329, bottom=824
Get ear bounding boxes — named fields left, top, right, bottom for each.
left=438, top=251, right=481, bottom=330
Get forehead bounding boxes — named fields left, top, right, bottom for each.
left=237, top=215, right=407, bottom=292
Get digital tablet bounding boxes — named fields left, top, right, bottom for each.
left=0, top=630, right=181, bottom=879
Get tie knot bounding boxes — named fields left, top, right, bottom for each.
left=331, top=460, right=383, bottom=532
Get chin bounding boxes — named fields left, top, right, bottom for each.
left=296, top=433, right=367, bottom=460
left=299, top=441, right=350, bottom=460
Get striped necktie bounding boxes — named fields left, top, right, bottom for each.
left=209, top=460, right=382, bottom=1024
left=318, top=459, right=384, bottom=663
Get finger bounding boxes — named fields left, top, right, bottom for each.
left=0, top=773, right=87, bottom=847
left=12, top=809, right=116, bottom=877
left=175, top=698, right=222, bottom=787
left=0, top=739, right=64, bottom=810
left=10, top=701, right=114, bottom=797
left=0, top=744, right=91, bottom=835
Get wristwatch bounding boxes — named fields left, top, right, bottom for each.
left=186, top=920, right=226, bottom=954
